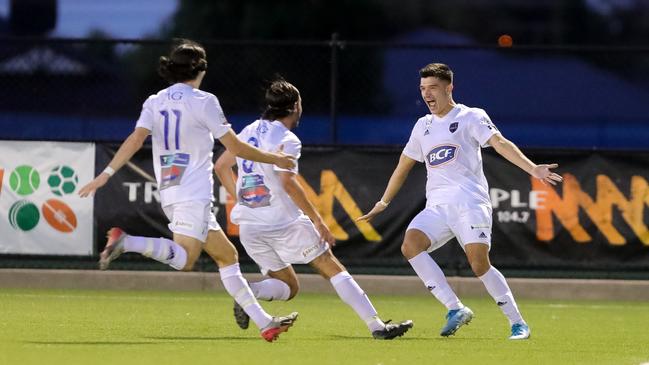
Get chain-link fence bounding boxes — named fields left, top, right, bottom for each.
left=1, top=36, right=648, bottom=147
left=2, top=36, right=649, bottom=277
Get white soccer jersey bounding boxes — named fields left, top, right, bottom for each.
left=230, top=119, right=303, bottom=228
left=135, top=83, right=231, bottom=207
left=402, top=104, right=500, bottom=207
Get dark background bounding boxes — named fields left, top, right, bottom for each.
left=0, top=0, right=648, bottom=147
left=1, top=0, right=648, bottom=278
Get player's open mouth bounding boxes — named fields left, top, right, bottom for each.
left=427, top=100, right=436, bottom=108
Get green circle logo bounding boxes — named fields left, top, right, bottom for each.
left=47, top=165, right=79, bottom=196
left=8, top=200, right=40, bottom=231
left=9, top=165, right=40, bottom=196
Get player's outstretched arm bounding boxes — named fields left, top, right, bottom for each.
left=219, top=130, right=295, bottom=170
left=214, top=150, right=237, bottom=200
left=356, top=154, right=417, bottom=222
left=279, top=171, right=336, bottom=246
left=488, top=133, right=563, bottom=185
left=78, top=127, right=150, bottom=197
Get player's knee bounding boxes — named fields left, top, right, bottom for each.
left=401, top=231, right=429, bottom=259
left=401, top=240, right=425, bottom=259
left=287, top=281, right=300, bottom=300
left=310, top=251, right=345, bottom=280
left=469, top=261, right=490, bottom=277
left=466, top=245, right=491, bottom=277
left=213, top=245, right=239, bottom=267
left=185, top=247, right=202, bottom=269
left=223, top=246, right=239, bottom=264
left=400, top=243, right=412, bottom=258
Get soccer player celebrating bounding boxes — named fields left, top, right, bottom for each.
left=214, top=78, right=413, bottom=340
left=78, top=39, right=298, bottom=342
left=358, top=63, right=563, bottom=340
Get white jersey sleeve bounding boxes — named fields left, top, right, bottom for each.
left=198, top=93, right=231, bottom=139
left=468, top=109, right=499, bottom=147
left=273, top=135, right=301, bottom=174
left=135, top=95, right=155, bottom=132
left=402, top=119, right=425, bottom=162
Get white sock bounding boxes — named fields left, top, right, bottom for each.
left=330, top=271, right=385, bottom=332
left=123, top=235, right=187, bottom=270
left=250, top=278, right=291, bottom=301
left=220, top=263, right=273, bottom=329
left=408, top=252, right=463, bottom=310
left=479, top=266, right=524, bottom=325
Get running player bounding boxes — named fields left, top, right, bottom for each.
left=214, top=78, right=413, bottom=340
left=78, top=39, right=298, bottom=342
left=358, top=63, right=563, bottom=340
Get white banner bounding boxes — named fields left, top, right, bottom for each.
left=0, top=141, right=95, bottom=255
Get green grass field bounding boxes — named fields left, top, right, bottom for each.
left=1, top=289, right=648, bottom=365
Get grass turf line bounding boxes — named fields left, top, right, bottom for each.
left=0, top=289, right=648, bottom=365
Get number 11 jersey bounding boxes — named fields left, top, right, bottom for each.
left=135, top=83, right=231, bottom=207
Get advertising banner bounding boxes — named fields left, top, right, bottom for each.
left=482, top=150, right=649, bottom=271
left=0, top=141, right=95, bottom=255
left=94, top=144, right=170, bottom=243
left=93, top=145, right=649, bottom=271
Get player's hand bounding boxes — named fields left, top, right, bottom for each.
left=315, top=221, right=336, bottom=247
left=272, top=144, right=296, bottom=170
left=356, top=201, right=388, bottom=222
left=78, top=173, right=110, bottom=197
left=531, top=163, right=563, bottom=186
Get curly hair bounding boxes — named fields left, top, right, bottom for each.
left=261, top=78, right=300, bottom=120
left=158, top=39, right=208, bottom=84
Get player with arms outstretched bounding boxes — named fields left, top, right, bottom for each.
left=358, top=63, right=563, bottom=340
left=78, top=40, right=298, bottom=342
left=214, top=79, right=413, bottom=340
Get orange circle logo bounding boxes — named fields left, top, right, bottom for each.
left=41, top=199, right=77, bottom=233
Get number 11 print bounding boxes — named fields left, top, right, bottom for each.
left=160, top=109, right=182, bottom=150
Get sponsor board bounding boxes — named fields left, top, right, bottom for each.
left=0, top=141, right=94, bottom=255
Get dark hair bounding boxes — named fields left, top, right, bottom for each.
left=158, top=39, right=208, bottom=84
left=419, top=63, right=453, bottom=83
left=261, top=78, right=300, bottom=120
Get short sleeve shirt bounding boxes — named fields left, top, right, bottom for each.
left=230, top=119, right=304, bottom=227
left=135, top=83, right=231, bottom=206
left=402, top=104, right=499, bottom=207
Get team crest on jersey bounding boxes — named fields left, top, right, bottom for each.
left=256, top=123, right=269, bottom=134
left=449, top=122, right=458, bottom=133
left=426, top=144, right=458, bottom=167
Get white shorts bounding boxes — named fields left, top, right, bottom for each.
left=239, top=215, right=329, bottom=275
left=162, top=200, right=221, bottom=243
left=406, top=203, right=492, bottom=252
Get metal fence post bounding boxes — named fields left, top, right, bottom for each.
left=329, top=33, right=339, bottom=144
